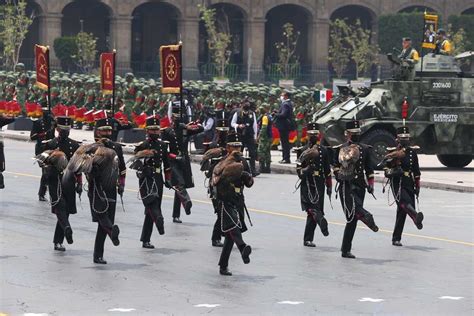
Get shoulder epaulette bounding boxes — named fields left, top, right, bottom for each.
left=410, top=145, right=420, bottom=150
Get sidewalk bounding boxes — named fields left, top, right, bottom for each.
left=2, top=127, right=473, bottom=193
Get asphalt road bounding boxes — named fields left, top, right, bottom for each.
left=1, top=139, right=473, bottom=315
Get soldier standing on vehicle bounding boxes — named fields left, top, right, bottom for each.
left=434, top=29, right=453, bottom=56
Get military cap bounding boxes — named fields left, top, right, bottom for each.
left=345, top=120, right=361, bottom=133
left=437, top=28, right=446, bottom=35
left=306, top=122, right=320, bottom=134
left=396, top=126, right=410, bottom=138
left=56, top=116, right=73, bottom=129
left=145, top=115, right=161, bottom=130
left=402, top=37, right=412, bottom=42
left=95, top=118, right=113, bottom=130
left=226, top=132, right=242, bottom=146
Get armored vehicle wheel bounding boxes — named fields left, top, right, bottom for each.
left=361, top=129, right=396, bottom=169
left=437, top=155, right=472, bottom=168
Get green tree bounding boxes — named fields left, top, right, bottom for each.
left=448, top=15, right=474, bottom=51
left=274, top=23, right=300, bottom=79
left=71, top=32, right=97, bottom=74
left=0, top=0, right=33, bottom=70
left=328, top=19, right=351, bottom=79
left=198, top=4, right=232, bottom=79
left=53, top=36, right=78, bottom=72
left=348, top=19, right=380, bottom=78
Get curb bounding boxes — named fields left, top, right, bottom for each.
left=2, top=132, right=472, bottom=193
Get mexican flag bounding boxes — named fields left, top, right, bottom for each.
left=314, top=89, right=333, bottom=103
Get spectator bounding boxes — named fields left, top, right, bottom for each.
left=273, top=91, right=294, bottom=164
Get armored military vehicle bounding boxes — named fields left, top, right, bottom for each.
left=314, top=53, right=474, bottom=168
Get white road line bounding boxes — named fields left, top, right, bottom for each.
left=194, top=304, right=221, bottom=308
left=24, top=314, right=49, bottom=316
left=277, top=301, right=304, bottom=305
left=358, top=298, right=385, bottom=303
left=107, top=308, right=136, bottom=312
left=439, top=296, right=464, bottom=300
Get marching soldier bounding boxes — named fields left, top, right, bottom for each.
left=382, top=126, right=424, bottom=246
left=161, top=102, right=203, bottom=223
left=200, top=118, right=230, bottom=247
left=212, top=132, right=253, bottom=276
left=75, top=117, right=126, bottom=264
left=130, top=116, right=172, bottom=249
left=0, top=114, right=15, bottom=189
left=295, top=123, right=332, bottom=247
left=38, top=116, right=81, bottom=251
left=30, top=107, right=55, bottom=201
left=333, top=120, right=379, bottom=259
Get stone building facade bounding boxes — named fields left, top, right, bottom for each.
left=17, top=0, right=474, bottom=80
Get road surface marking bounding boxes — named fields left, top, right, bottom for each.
left=107, top=308, right=136, bottom=312
left=439, top=296, right=464, bottom=300
left=23, top=314, right=48, bottom=316
left=277, top=301, right=304, bottom=305
left=194, top=304, right=220, bottom=308
left=5, top=171, right=474, bottom=247
left=359, top=298, right=385, bottom=302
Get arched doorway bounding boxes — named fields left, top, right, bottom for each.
left=399, top=6, right=437, bottom=14
left=61, top=0, right=112, bottom=54
left=19, top=0, right=42, bottom=64
left=461, top=7, right=474, bottom=15
left=264, top=4, right=311, bottom=81
left=131, top=1, right=180, bottom=75
left=198, top=3, right=245, bottom=79
left=330, top=5, right=376, bottom=80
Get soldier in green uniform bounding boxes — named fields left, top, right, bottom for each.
left=257, top=104, right=273, bottom=173
left=15, top=63, right=29, bottom=112
left=123, top=73, right=137, bottom=116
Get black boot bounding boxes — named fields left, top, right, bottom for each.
left=362, top=213, right=379, bottom=232
left=415, top=212, right=424, bottom=230
left=212, top=240, right=224, bottom=247
left=173, top=217, right=182, bottom=223
left=93, top=257, right=107, bottom=264
left=304, top=241, right=316, bottom=247
left=392, top=241, right=403, bottom=246
left=157, top=218, right=165, bottom=235
left=39, top=195, right=47, bottom=202
left=241, top=245, right=252, bottom=264
left=316, top=210, right=329, bottom=237
left=184, top=200, right=192, bottom=215
left=111, top=225, right=120, bottom=246
left=0, top=172, right=4, bottom=189
left=54, top=243, right=65, bottom=251
left=142, top=242, right=155, bottom=249
left=342, top=252, right=356, bottom=259
left=219, top=267, right=232, bottom=276
left=64, top=226, right=73, bottom=244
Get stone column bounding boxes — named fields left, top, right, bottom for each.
left=110, top=16, right=132, bottom=73
left=38, top=13, right=62, bottom=67
left=313, top=18, right=330, bottom=83
left=245, top=18, right=266, bottom=83
left=179, top=17, right=200, bottom=80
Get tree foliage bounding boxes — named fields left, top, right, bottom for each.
left=71, top=32, right=97, bottom=74
left=0, top=0, right=33, bottom=70
left=329, top=19, right=380, bottom=79
left=53, top=36, right=78, bottom=71
left=274, top=23, right=300, bottom=79
left=198, top=4, right=232, bottom=79
left=378, top=13, right=425, bottom=54
left=329, top=19, right=351, bottom=79
left=448, top=15, right=474, bottom=51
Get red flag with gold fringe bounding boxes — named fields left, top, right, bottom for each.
left=100, top=52, right=115, bottom=95
left=160, top=44, right=182, bottom=94
left=35, top=45, right=50, bottom=91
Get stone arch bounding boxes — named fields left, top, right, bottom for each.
left=461, top=7, right=474, bottom=15
left=207, top=0, right=250, bottom=19
left=61, top=0, right=114, bottom=53
left=19, top=0, right=44, bottom=62
left=330, top=4, right=377, bottom=30
left=264, top=4, right=313, bottom=66
left=198, top=2, right=247, bottom=66
left=398, top=5, right=439, bottom=14
left=263, top=0, right=316, bottom=20
left=131, top=1, right=181, bottom=74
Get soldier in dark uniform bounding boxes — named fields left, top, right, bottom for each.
left=295, top=123, right=332, bottom=247
left=333, top=120, right=379, bottom=259
left=161, top=102, right=203, bottom=223
left=200, top=118, right=230, bottom=247
left=131, top=116, right=171, bottom=249
left=383, top=126, right=424, bottom=246
left=89, top=118, right=126, bottom=264
left=213, top=133, right=253, bottom=276
left=231, top=101, right=259, bottom=177
left=40, top=116, right=81, bottom=251
left=0, top=114, right=15, bottom=189
left=30, top=108, right=55, bottom=201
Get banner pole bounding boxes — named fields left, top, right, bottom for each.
left=112, top=49, right=116, bottom=116
left=46, top=46, right=51, bottom=112
left=179, top=41, right=184, bottom=123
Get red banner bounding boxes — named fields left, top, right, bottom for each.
left=35, top=45, right=50, bottom=91
left=160, top=44, right=182, bottom=94
left=100, top=52, right=115, bottom=95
